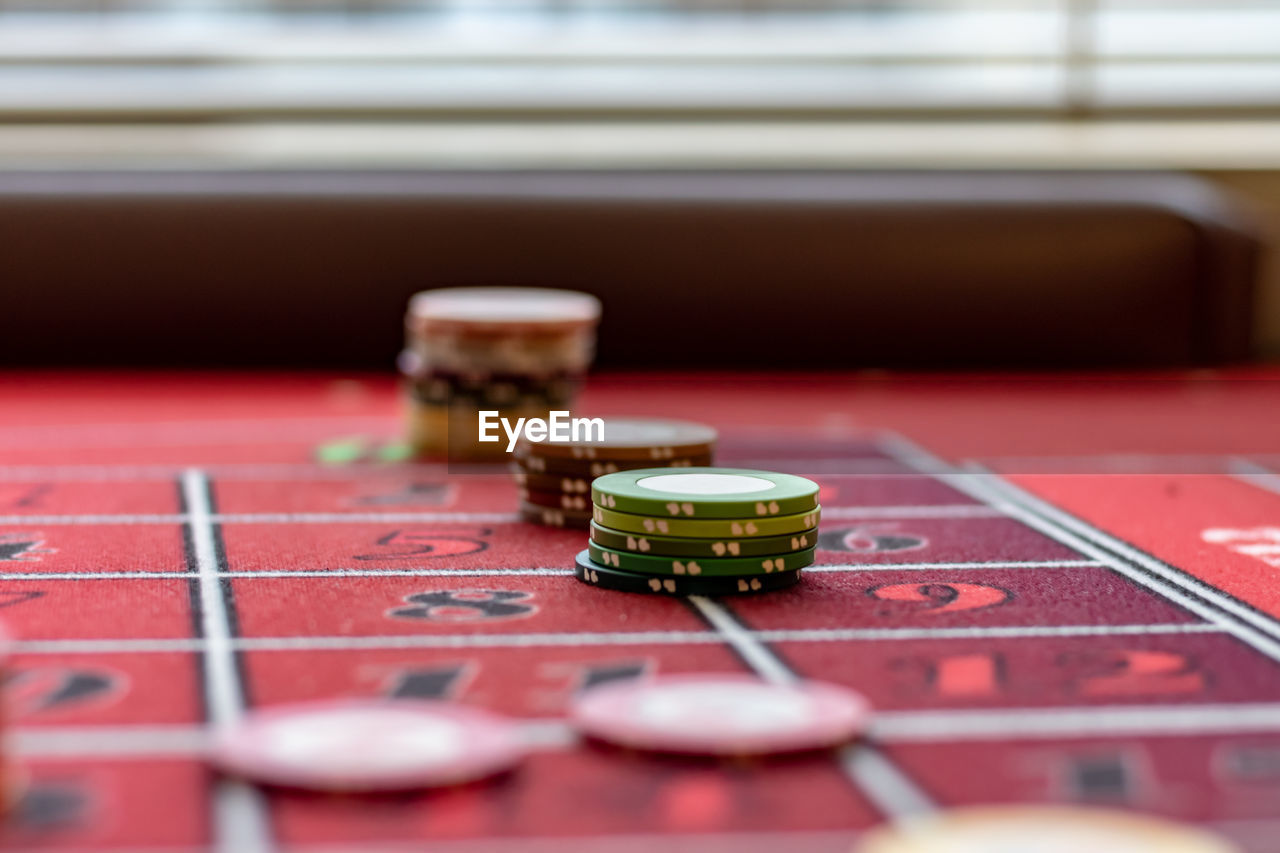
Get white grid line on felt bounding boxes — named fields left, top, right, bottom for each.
left=0, top=560, right=1106, bottom=581
left=22, top=698, right=1280, bottom=757
left=0, top=505, right=1005, bottom=525
left=9, top=622, right=1223, bottom=655
left=874, top=432, right=1280, bottom=665
left=181, top=469, right=273, bottom=853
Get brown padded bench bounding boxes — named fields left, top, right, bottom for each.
left=0, top=170, right=1261, bottom=369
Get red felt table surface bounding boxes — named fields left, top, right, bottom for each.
left=0, top=370, right=1278, bottom=852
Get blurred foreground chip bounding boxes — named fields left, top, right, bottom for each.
left=857, top=805, right=1240, bottom=853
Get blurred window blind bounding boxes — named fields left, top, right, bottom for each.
left=0, top=1, right=1276, bottom=119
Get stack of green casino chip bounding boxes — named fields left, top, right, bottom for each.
left=576, top=468, right=821, bottom=596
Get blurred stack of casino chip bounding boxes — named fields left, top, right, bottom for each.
left=400, top=287, right=600, bottom=460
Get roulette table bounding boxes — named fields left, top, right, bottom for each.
left=0, top=368, right=1278, bottom=852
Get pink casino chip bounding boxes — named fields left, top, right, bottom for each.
left=569, top=674, right=871, bottom=757
left=211, top=700, right=526, bottom=792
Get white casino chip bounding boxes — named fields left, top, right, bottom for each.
left=211, top=700, right=526, bottom=792
left=569, top=674, right=870, bottom=756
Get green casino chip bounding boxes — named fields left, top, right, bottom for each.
left=574, top=550, right=802, bottom=596
left=592, top=505, right=821, bottom=539
left=590, top=521, right=817, bottom=559
left=588, top=542, right=815, bottom=577
left=592, top=468, right=819, bottom=519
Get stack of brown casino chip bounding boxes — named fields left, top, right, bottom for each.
left=514, top=418, right=717, bottom=529
left=401, top=287, right=601, bottom=461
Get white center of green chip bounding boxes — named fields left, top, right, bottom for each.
left=635, top=473, right=776, bottom=496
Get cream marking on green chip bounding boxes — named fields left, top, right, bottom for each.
left=636, top=472, right=777, bottom=496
